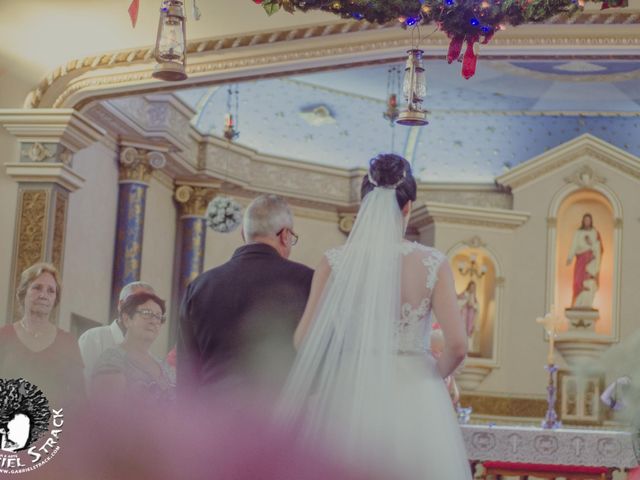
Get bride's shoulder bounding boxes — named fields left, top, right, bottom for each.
left=400, top=241, right=444, bottom=257
left=324, top=245, right=345, bottom=270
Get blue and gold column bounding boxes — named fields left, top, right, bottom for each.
left=174, top=185, right=217, bottom=304
left=111, top=146, right=166, bottom=315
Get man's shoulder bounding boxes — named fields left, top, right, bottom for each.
left=282, top=257, right=313, bottom=274
left=78, top=323, right=114, bottom=345
left=274, top=257, right=314, bottom=285
left=189, top=262, right=230, bottom=288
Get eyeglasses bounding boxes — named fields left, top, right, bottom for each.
left=135, top=309, right=166, bottom=323
left=277, top=228, right=299, bottom=246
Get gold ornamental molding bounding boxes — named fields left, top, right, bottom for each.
left=118, top=145, right=168, bottom=184
left=9, top=186, right=71, bottom=321
left=410, top=202, right=530, bottom=230
left=462, top=235, right=488, bottom=249
left=174, top=184, right=218, bottom=218
left=564, top=165, right=607, bottom=187
left=460, top=393, right=548, bottom=419
left=22, top=142, right=55, bottom=163
left=497, top=133, right=640, bottom=191
left=51, top=191, right=68, bottom=271
left=15, top=189, right=48, bottom=294
left=21, top=15, right=640, bottom=109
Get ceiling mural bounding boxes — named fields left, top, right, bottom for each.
left=168, top=59, right=640, bottom=183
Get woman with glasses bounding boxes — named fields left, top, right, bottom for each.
left=91, top=291, right=175, bottom=403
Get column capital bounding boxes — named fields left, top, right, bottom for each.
left=0, top=108, right=105, bottom=153
left=118, top=145, right=167, bottom=183
left=174, top=184, right=217, bottom=217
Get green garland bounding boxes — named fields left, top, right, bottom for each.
left=255, top=0, right=628, bottom=39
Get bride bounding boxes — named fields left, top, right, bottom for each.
left=276, top=153, right=471, bottom=479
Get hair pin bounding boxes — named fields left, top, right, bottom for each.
left=367, top=169, right=406, bottom=189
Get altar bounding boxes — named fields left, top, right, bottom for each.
left=462, top=424, right=639, bottom=478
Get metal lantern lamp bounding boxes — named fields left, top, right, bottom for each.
left=383, top=66, right=401, bottom=124
left=397, top=49, right=428, bottom=126
left=223, top=85, right=240, bottom=141
left=152, top=0, right=188, bottom=82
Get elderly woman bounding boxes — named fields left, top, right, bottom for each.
left=0, top=262, right=84, bottom=407
left=91, top=291, right=175, bottom=403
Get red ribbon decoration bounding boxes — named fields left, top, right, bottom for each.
left=461, top=35, right=480, bottom=79
left=128, top=0, right=140, bottom=28
left=447, top=35, right=465, bottom=64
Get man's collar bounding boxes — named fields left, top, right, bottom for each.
left=110, top=319, right=125, bottom=343
left=232, top=242, right=281, bottom=259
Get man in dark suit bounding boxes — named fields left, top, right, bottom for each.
left=178, top=194, right=314, bottom=396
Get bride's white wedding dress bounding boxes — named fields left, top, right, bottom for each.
left=326, top=242, right=471, bottom=479
left=276, top=188, right=471, bottom=479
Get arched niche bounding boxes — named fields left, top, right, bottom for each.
left=547, top=173, right=622, bottom=339
left=448, top=240, right=503, bottom=363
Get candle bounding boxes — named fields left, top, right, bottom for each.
left=536, top=305, right=565, bottom=365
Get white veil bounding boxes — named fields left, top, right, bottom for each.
left=276, top=186, right=405, bottom=471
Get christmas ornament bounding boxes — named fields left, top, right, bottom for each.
left=252, top=0, right=629, bottom=78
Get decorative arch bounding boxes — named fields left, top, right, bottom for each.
left=20, top=17, right=640, bottom=110
left=446, top=237, right=504, bottom=365
left=546, top=165, right=622, bottom=339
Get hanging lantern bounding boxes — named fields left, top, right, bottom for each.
left=223, top=85, right=240, bottom=141
left=383, top=67, right=401, bottom=125
left=397, top=49, right=428, bottom=126
left=152, top=0, right=187, bottom=82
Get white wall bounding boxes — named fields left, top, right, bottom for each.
left=140, top=176, right=177, bottom=358
left=58, top=142, right=118, bottom=331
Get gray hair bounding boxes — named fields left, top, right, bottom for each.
left=243, top=195, right=293, bottom=242
left=118, top=281, right=155, bottom=303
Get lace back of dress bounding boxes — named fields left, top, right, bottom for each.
left=396, top=244, right=445, bottom=353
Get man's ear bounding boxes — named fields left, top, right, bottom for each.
left=277, top=229, right=288, bottom=248
left=121, top=313, right=132, bottom=330
left=240, top=227, right=245, bottom=243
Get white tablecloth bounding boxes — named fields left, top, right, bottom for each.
left=461, top=424, right=639, bottom=469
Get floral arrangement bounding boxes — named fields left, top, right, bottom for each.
left=252, top=0, right=628, bottom=77
left=206, top=196, right=243, bottom=233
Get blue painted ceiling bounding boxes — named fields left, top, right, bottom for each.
left=174, top=59, right=640, bottom=183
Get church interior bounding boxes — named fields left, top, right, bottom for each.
left=1, top=0, right=639, bottom=478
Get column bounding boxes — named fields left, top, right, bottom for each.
left=0, top=109, right=104, bottom=320
left=173, top=184, right=217, bottom=305
left=110, top=144, right=167, bottom=315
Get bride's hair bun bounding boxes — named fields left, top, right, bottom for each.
left=368, top=154, right=406, bottom=188
left=361, top=153, right=417, bottom=209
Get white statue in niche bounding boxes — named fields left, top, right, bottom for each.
left=457, top=280, right=480, bottom=353
left=566, top=213, right=603, bottom=310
